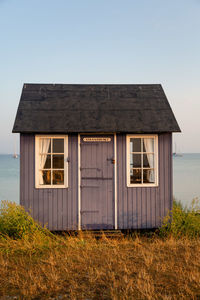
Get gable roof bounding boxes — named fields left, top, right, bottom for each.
left=12, top=84, right=181, bottom=133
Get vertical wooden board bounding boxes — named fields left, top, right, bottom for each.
left=169, top=134, right=172, bottom=212
left=71, top=135, right=75, bottom=229
left=24, top=135, right=29, bottom=210
left=43, top=190, right=49, bottom=228
left=161, top=134, right=166, bottom=221
left=52, top=189, right=58, bottom=230
left=33, top=188, right=39, bottom=223
left=164, top=134, right=170, bottom=217
left=105, top=142, right=108, bottom=226
left=132, top=188, right=137, bottom=229
left=73, top=135, right=78, bottom=230
left=137, top=188, right=142, bottom=229
left=99, top=143, right=103, bottom=225
left=117, top=134, right=123, bottom=229
left=127, top=188, right=132, bottom=228
left=62, top=188, right=68, bottom=230
left=158, top=134, right=164, bottom=225
left=169, top=134, right=173, bottom=211
left=69, top=135, right=73, bottom=229
left=124, top=135, right=128, bottom=229
left=146, top=188, right=151, bottom=228
left=141, top=188, right=147, bottom=229
left=67, top=137, right=72, bottom=229
left=48, top=190, right=53, bottom=230
left=29, top=135, right=34, bottom=214
left=38, top=189, right=44, bottom=226
left=155, top=187, right=161, bottom=227
left=57, top=189, right=63, bottom=230
left=105, top=139, right=114, bottom=226
left=150, top=188, right=156, bottom=228
left=110, top=139, right=114, bottom=226
left=20, top=135, right=25, bottom=206
left=27, top=134, right=35, bottom=219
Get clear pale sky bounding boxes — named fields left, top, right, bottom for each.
left=0, top=0, right=200, bottom=153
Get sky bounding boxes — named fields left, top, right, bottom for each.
left=0, top=0, right=200, bottom=153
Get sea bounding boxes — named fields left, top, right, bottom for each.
left=0, top=154, right=199, bottom=207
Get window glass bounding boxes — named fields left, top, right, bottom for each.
left=37, top=136, right=67, bottom=187
left=143, top=154, right=154, bottom=168
left=41, top=155, right=51, bottom=169
left=130, top=138, right=141, bottom=152
left=53, top=139, right=64, bottom=153
left=128, top=136, right=157, bottom=185
left=130, top=169, right=142, bottom=184
left=53, top=155, right=64, bottom=169
left=53, top=170, right=64, bottom=185
left=143, top=169, right=155, bottom=183
left=132, top=154, right=142, bottom=168
left=40, top=170, right=51, bottom=185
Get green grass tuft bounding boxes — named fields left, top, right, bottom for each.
left=159, top=198, right=200, bottom=238
left=0, top=201, right=50, bottom=240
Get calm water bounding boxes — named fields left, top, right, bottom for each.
left=0, top=155, right=20, bottom=204
left=0, top=154, right=199, bottom=207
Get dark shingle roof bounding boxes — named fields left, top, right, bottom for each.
left=12, top=84, right=181, bottom=133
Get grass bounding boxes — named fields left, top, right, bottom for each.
left=0, top=200, right=200, bottom=299
left=160, top=198, right=200, bottom=238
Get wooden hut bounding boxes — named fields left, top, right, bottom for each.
left=13, top=84, right=180, bottom=230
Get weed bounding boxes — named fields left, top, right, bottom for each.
left=159, top=198, right=200, bottom=238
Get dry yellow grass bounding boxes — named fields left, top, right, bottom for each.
left=0, top=233, right=200, bottom=299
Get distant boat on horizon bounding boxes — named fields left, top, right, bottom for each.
left=173, top=143, right=183, bottom=157
left=13, top=135, right=18, bottom=159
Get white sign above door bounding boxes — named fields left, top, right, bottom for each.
left=83, top=137, right=111, bottom=142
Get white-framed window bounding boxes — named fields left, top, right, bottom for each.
left=35, top=135, right=68, bottom=188
left=126, top=135, right=158, bottom=187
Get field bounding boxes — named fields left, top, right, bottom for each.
left=0, top=233, right=200, bottom=299
left=0, top=201, right=200, bottom=299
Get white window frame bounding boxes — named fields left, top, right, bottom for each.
left=35, top=135, right=68, bottom=189
left=126, top=134, right=158, bottom=187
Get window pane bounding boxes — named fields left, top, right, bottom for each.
left=130, top=138, right=141, bottom=152
left=40, top=138, right=51, bottom=153
left=53, top=170, right=64, bottom=185
left=39, top=170, right=51, bottom=185
left=53, top=155, right=64, bottom=169
left=130, top=169, right=142, bottom=184
left=143, top=154, right=154, bottom=168
left=143, top=138, right=154, bottom=153
left=40, top=154, right=51, bottom=169
left=143, top=169, right=155, bottom=183
left=130, top=154, right=141, bottom=168
left=53, top=139, right=64, bottom=153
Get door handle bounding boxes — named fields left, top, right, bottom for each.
left=107, top=158, right=115, bottom=164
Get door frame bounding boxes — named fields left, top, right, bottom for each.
left=78, top=133, right=117, bottom=230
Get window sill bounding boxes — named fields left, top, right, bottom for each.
left=127, top=183, right=158, bottom=188
left=35, top=185, right=68, bottom=189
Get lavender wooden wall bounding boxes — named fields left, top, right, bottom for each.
left=20, top=133, right=172, bottom=230
left=20, top=134, right=78, bottom=230
left=117, top=133, right=172, bottom=229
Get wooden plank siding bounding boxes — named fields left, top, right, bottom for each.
left=20, top=134, right=78, bottom=230
left=117, top=133, right=172, bottom=229
left=20, top=133, right=172, bottom=231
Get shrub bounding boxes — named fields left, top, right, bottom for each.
left=160, top=198, right=200, bottom=238
left=0, top=201, right=42, bottom=239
